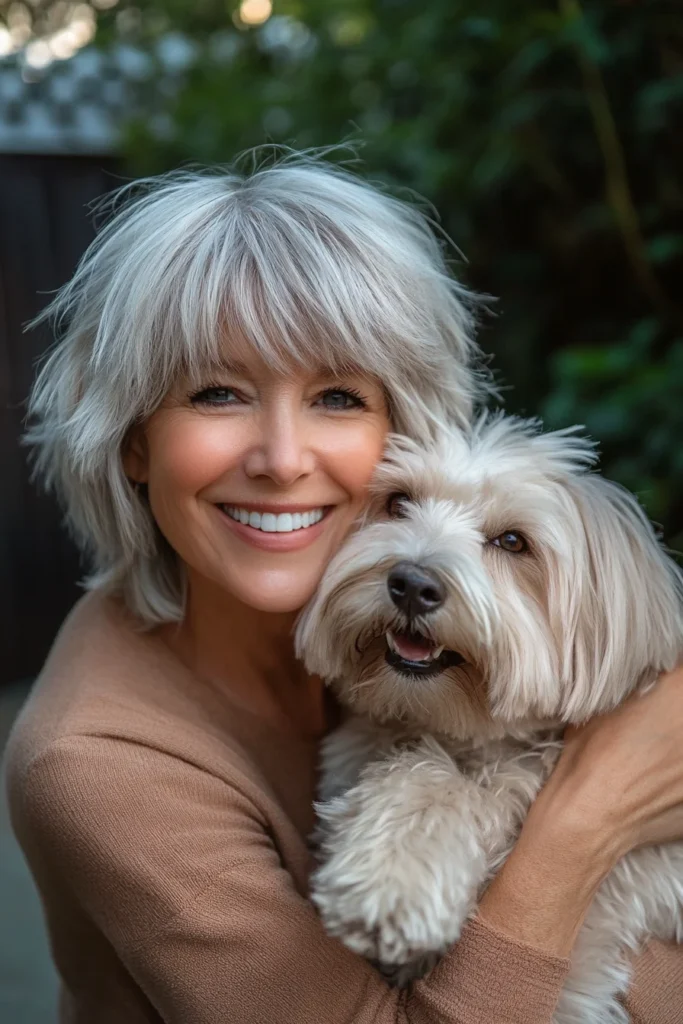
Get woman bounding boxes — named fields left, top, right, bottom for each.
left=5, top=153, right=683, bottom=1023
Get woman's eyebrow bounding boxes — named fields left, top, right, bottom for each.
left=314, top=364, right=365, bottom=380
left=206, top=358, right=250, bottom=376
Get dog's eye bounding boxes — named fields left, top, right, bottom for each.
left=491, top=531, right=528, bottom=553
left=386, top=492, right=411, bottom=518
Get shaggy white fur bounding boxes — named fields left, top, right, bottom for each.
left=296, top=413, right=683, bottom=1022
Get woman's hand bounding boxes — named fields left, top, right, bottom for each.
left=478, top=665, right=683, bottom=957
left=540, top=664, right=683, bottom=858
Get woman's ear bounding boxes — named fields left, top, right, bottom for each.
left=122, top=424, right=149, bottom=484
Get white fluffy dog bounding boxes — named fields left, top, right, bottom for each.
left=296, top=414, right=683, bottom=1023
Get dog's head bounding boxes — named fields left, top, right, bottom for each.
left=296, top=414, right=683, bottom=738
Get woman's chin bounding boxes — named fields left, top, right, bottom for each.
left=219, top=572, right=320, bottom=616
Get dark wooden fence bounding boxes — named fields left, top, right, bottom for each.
left=1, top=154, right=120, bottom=684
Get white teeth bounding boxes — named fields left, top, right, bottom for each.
left=221, top=505, right=325, bottom=533
left=385, top=631, right=445, bottom=662
left=260, top=513, right=277, bottom=532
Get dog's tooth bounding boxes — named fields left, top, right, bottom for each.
left=432, top=645, right=444, bottom=659
left=386, top=631, right=399, bottom=654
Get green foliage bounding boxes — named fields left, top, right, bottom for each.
left=105, top=0, right=683, bottom=547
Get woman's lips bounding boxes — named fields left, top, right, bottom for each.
left=214, top=503, right=332, bottom=551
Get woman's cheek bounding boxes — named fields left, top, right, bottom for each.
left=323, top=418, right=389, bottom=499
left=148, top=411, right=248, bottom=496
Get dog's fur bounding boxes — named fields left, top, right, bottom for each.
left=296, top=413, right=683, bottom=1023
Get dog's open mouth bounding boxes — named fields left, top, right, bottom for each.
left=385, top=630, right=465, bottom=678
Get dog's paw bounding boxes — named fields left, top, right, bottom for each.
left=311, top=861, right=471, bottom=966
left=312, top=745, right=489, bottom=968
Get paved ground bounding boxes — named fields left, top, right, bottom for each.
left=1, top=679, right=59, bottom=1023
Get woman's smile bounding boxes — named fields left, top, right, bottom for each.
left=124, top=350, right=391, bottom=613
left=214, top=501, right=334, bottom=552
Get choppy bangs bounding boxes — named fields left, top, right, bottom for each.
left=80, top=161, right=480, bottom=428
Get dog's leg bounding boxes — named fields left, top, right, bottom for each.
left=553, top=907, right=631, bottom=1024
left=311, top=715, right=401, bottom=859
left=554, top=842, right=683, bottom=1024
left=317, top=715, right=398, bottom=804
left=311, top=735, right=521, bottom=974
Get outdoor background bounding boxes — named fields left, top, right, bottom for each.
left=0, top=1, right=682, bottom=1021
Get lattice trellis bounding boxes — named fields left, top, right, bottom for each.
left=0, top=37, right=194, bottom=154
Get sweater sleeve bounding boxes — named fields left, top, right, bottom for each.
left=624, top=939, right=683, bottom=1024
left=12, top=734, right=570, bottom=1024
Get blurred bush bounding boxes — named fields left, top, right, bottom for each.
left=104, top=0, right=683, bottom=546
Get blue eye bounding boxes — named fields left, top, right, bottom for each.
left=188, top=385, right=240, bottom=406
left=319, top=388, right=366, bottom=410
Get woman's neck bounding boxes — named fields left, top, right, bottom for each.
left=156, top=573, right=329, bottom=739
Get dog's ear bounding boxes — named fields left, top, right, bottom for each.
left=555, top=473, right=683, bottom=720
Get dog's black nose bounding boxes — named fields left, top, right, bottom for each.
left=387, top=562, right=445, bottom=618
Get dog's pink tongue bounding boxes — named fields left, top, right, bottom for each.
left=393, top=633, right=433, bottom=661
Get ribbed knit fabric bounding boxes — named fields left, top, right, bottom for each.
left=627, top=940, right=683, bottom=1024
left=3, top=592, right=681, bottom=1023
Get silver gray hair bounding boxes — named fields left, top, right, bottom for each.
left=23, top=151, right=488, bottom=625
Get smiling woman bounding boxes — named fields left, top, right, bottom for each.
left=122, top=349, right=391, bottom=613
left=23, top=151, right=483, bottom=625
left=9, top=149, right=681, bottom=1024
left=7, top=150, right=516, bottom=1024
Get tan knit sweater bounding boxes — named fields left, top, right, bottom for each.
left=4, top=593, right=683, bottom=1024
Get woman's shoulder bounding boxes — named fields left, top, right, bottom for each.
left=4, top=708, right=304, bottom=957
left=4, top=590, right=267, bottom=809
left=4, top=593, right=318, bottom=950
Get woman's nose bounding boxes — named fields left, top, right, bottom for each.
left=242, top=408, right=316, bottom=486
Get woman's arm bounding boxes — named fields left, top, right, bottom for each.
left=11, top=732, right=570, bottom=1024
left=478, top=795, right=617, bottom=957
left=13, top=668, right=683, bottom=1024
left=481, top=665, right=683, bottom=960
left=624, top=939, right=683, bottom=1023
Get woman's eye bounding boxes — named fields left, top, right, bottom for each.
left=188, top=386, right=240, bottom=406
left=491, top=531, right=528, bottom=553
left=318, top=388, right=366, bottom=411
left=386, top=492, right=412, bottom=518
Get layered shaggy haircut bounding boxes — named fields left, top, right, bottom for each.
left=22, top=149, right=485, bottom=625
left=297, top=415, right=683, bottom=1021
